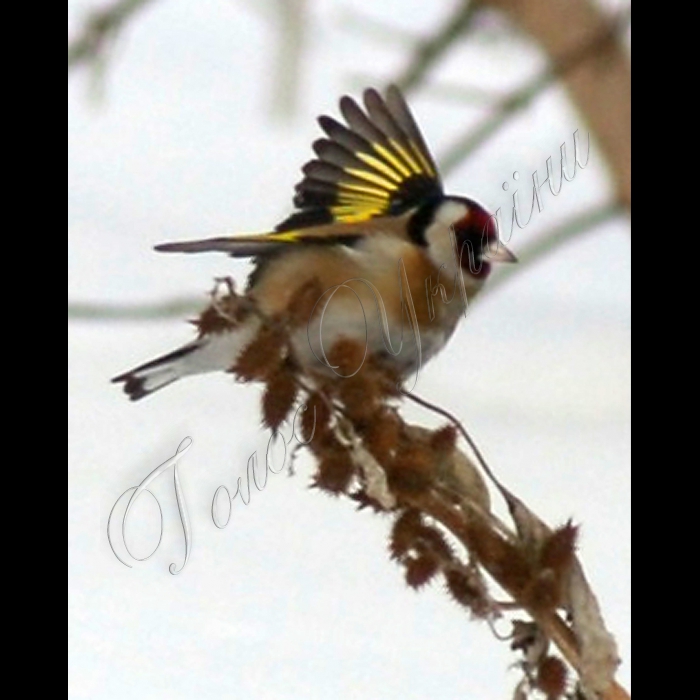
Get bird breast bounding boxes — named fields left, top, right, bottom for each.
left=249, top=233, right=479, bottom=376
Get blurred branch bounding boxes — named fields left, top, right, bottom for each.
left=351, top=76, right=504, bottom=106
left=68, top=0, right=157, bottom=70
left=269, top=0, right=306, bottom=118
left=393, top=0, right=481, bottom=93
left=484, top=201, right=625, bottom=298
left=439, top=8, right=631, bottom=181
left=416, top=81, right=505, bottom=106
left=482, top=0, right=631, bottom=209
left=339, top=8, right=420, bottom=48
left=68, top=298, right=200, bottom=321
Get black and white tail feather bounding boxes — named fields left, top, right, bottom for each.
left=112, top=321, right=260, bottom=400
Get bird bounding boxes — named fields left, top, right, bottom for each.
left=112, top=85, right=516, bottom=400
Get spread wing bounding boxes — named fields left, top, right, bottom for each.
left=279, top=85, right=443, bottom=231
left=155, top=85, right=442, bottom=258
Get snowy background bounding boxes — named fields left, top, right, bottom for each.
left=68, top=1, right=631, bottom=698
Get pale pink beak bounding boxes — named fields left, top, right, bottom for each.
left=485, top=243, right=518, bottom=263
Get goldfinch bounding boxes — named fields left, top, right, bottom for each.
left=113, top=86, right=516, bottom=400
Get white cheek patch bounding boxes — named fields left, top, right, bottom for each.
left=424, top=200, right=470, bottom=269
left=435, top=200, right=469, bottom=226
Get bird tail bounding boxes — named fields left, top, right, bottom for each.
left=112, top=320, right=261, bottom=401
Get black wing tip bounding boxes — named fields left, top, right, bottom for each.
left=317, top=114, right=340, bottom=131
left=111, top=373, right=150, bottom=401
left=311, top=138, right=329, bottom=156
left=154, top=241, right=184, bottom=253
left=385, top=84, right=405, bottom=103
left=362, top=86, right=383, bottom=105
left=153, top=237, right=274, bottom=258
left=154, top=240, right=217, bottom=253
left=339, top=94, right=362, bottom=117
left=154, top=236, right=227, bottom=253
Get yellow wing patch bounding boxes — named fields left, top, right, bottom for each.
left=279, top=85, right=443, bottom=231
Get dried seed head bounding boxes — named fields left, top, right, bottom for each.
left=429, top=424, right=458, bottom=453
left=443, top=567, right=490, bottom=617
left=389, top=509, right=425, bottom=560
left=386, top=437, right=435, bottom=494
left=540, top=522, right=578, bottom=576
left=417, top=526, right=454, bottom=563
left=404, top=424, right=490, bottom=510
left=526, top=522, right=579, bottom=611
left=536, top=656, right=568, bottom=699
left=262, top=366, right=298, bottom=432
left=362, top=409, right=401, bottom=464
left=348, top=489, right=388, bottom=513
left=313, top=446, right=356, bottom=494
left=232, top=325, right=286, bottom=381
left=404, top=553, right=440, bottom=589
left=194, top=297, right=245, bottom=337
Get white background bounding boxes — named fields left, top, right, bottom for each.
left=68, top=1, right=631, bottom=698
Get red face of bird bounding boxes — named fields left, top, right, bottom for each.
left=420, top=197, right=517, bottom=280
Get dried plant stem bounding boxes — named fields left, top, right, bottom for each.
left=402, top=391, right=627, bottom=699
left=419, top=483, right=629, bottom=699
